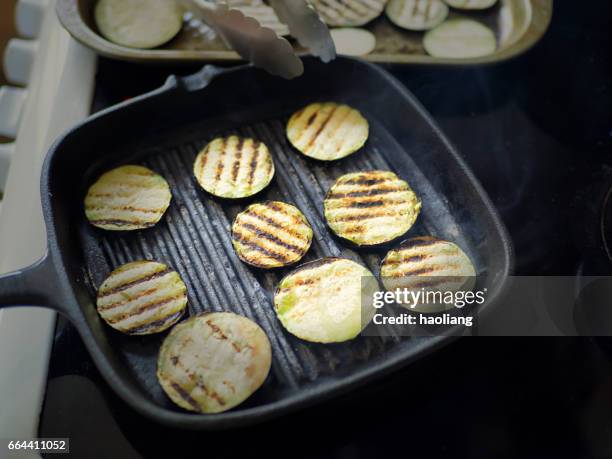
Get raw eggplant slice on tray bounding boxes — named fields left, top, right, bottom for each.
left=423, top=18, right=497, bottom=58
left=94, top=0, right=184, bottom=49
left=324, top=171, right=421, bottom=246
left=232, top=201, right=313, bottom=269
left=330, top=28, right=377, bottom=55
left=274, top=258, right=378, bottom=343
left=286, top=102, right=369, bottom=161
left=385, top=0, right=449, bottom=31
left=194, top=135, right=275, bottom=199
left=84, top=165, right=172, bottom=231
left=96, top=261, right=188, bottom=335
left=157, top=312, right=272, bottom=413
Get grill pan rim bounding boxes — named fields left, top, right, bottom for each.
left=32, top=57, right=514, bottom=429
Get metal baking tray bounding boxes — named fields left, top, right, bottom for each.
left=56, top=0, right=552, bottom=65
left=0, top=58, right=512, bottom=428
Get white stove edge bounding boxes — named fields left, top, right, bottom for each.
left=0, top=0, right=96, bottom=455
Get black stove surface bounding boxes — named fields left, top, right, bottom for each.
left=40, top=2, right=612, bottom=457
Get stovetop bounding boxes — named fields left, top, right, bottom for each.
left=40, top=2, right=612, bottom=457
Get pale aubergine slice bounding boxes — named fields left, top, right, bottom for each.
left=385, top=0, right=449, bottom=31
left=194, top=135, right=275, bottom=199
left=309, top=0, right=388, bottom=27
left=444, top=0, right=497, bottom=10
left=274, top=258, right=378, bottom=343
left=324, top=171, right=421, bottom=246
left=96, top=261, right=188, bottom=335
left=423, top=18, right=496, bottom=58
left=85, top=165, right=172, bottom=231
left=381, top=236, right=477, bottom=312
left=95, top=0, right=184, bottom=49
left=330, top=28, right=377, bottom=55
left=232, top=201, right=313, bottom=269
left=286, top=102, right=369, bottom=161
left=157, top=312, right=272, bottom=413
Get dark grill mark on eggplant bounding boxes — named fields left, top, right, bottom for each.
left=233, top=231, right=289, bottom=263
left=238, top=222, right=304, bottom=254
left=99, top=267, right=171, bottom=297
left=246, top=210, right=308, bottom=241
left=327, top=186, right=405, bottom=199
left=107, top=293, right=185, bottom=324
left=170, top=382, right=200, bottom=411
left=247, top=143, right=261, bottom=186
left=307, top=106, right=338, bottom=147
left=231, top=137, right=244, bottom=184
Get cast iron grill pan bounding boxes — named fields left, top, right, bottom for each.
left=0, top=58, right=512, bottom=428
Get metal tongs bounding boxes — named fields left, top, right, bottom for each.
left=183, top=0, right=336, bottom=79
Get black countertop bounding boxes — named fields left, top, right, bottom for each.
left=40, top=2, right=612, bottom=457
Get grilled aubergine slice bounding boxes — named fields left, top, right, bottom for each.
left=194, top=135, right=275, bottom=199
left=423, top=18, right=496, bottom=58
left=96, top=261, right=188, bottom=335
left=381, top=236, right=476, bottom=312
left=85, top=165, right=172, bottom=231
left=286, top=102, right=369, bottom=161
left=444, top=0, right=497, bottom=10
left=386, top=0, right=449, bottom=31
left=274, top=258, right=377, bottom=343
left=324, top=171, right=421, bottom=246
left=157, top=312, right=272, bottom=413
left=95, top=0, right=183, bottom=49
left=232, top=201, right=313, bottom=268
left=309, top=0, right=388, bottom=27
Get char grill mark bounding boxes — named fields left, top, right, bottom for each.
left=384, top=254, right=429, bottom=267
left=424, top=0, right=432, bottom=20
left=326, top=186, right=406, bottom=199
left=170, top=382, right=200, bottom=411
left=247, top=142, right=261, bottom=186
left=245, top=210, right=307, bottom=241
left=306, top=105, right=338, bottom=148
left=339, top=199, right=386, bottom=209
left=106, top=294, right=185, bottom=325
left=329, top=209, right=402, bottom=223
left=231, top=137, right=245, bottom=184
left=99, top=287, right=158, bottom=311
left=213, top=137, right=227, bottom=190
left=239, top=222, right=304, bottom=253
left=343, top=177, right=387, bottom=186
left=99, top=267, right=171, bottom=297
left=233, top=230, right=290, bottom=263
left=198, top=144, right=210, bottom=178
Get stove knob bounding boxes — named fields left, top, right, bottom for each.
left=0, top=86, right=28, bottom=138
left=16, top=0, right=49, bottom=39
left=3, top=38, right=38, bottom=86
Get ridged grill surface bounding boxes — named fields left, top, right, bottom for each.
left=79, top=113, right=474, bottom=411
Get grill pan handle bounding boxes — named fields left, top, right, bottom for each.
left=0, top=253, right=69, bottom=315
